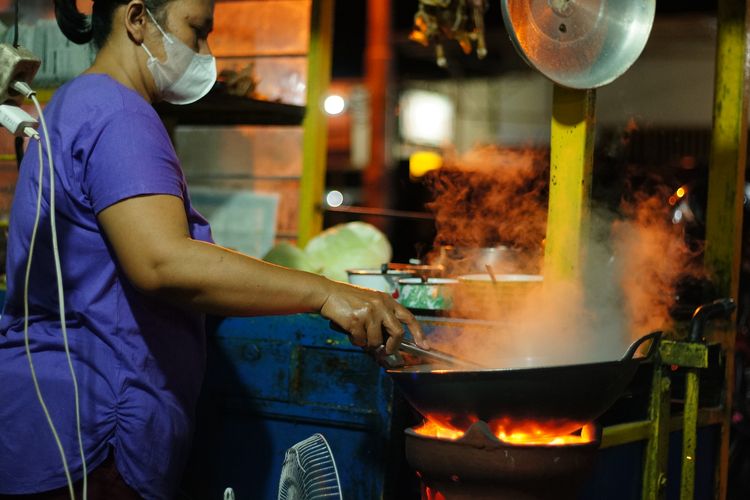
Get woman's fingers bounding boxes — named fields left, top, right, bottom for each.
left=381, top=306, right=405, bottom=354
left=348, top=320, right=367, bottom=347
left=365, top=317, right=383, bottom=349
left=394, top=303, right=429, bottom=349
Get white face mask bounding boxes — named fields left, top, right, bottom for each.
left=141, top=10, right=217, bottom=105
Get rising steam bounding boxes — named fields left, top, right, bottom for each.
left=424, top=146, right=703, bottom=367
left=424, top=147, right=548, bottom=275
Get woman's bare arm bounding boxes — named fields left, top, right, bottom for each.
left=97, top=194, right=426, bottom=352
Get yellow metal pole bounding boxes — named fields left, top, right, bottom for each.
left=600, top=408, right=724, bottom=449
left=680, top=370, right=700, bottom=500
left=660, top=338, right=711, bottom=500
left=705, top=0, right=749, bottom=498
left=707, top=0, right=749, bottom=300
left=298, top=0, right=334, bottom=247
left=601, top=420, right=651, bottom=449
left=543, top=85, right=596, bottom=281
left=642, top=364, right=671, bottom=500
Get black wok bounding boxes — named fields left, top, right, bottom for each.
left=386, top=331, right=661, bottom=436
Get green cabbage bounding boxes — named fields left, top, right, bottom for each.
left=304, top=222, right=392, bottom=282
left=262, top=242, right=319, bottom=273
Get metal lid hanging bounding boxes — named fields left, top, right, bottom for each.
left=501, top=0, right=656, bottom=89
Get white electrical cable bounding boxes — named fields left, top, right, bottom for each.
left=22, top=136, right=76, bottom=500
left=26, top=93, right=87, bottom=500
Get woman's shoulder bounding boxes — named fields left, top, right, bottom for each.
left=49, top=73, right=159, bottom=124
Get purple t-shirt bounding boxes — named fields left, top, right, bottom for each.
left=0, top=74, right=212, bottom=499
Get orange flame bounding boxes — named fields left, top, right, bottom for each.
left=423, top=486, right=447, bottom=500
left=492, top=421, right=597, bottom=445
left=414, top=420, right=465, bottom=441
left=414, top=418, right=596, bottom=446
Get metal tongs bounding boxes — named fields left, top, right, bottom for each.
left=328, top=320, right=483, bottom=369
left=373, top=339, right=485, bottom=370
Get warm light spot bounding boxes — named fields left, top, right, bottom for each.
left=325, top=190, right=344, bottom=207
left=323, top=94, right=346, bottom=115
left=400, top=90, right=454, bottom=146
left=409, top=151, right=443, bottom=178
left=625, top=117, right=639, bottom=133
left=79, top=0, right=94, bottom=14
left=676, top=187, right=686, bottom=198
left=409, top=30, right=429, bottom=46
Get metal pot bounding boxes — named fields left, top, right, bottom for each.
left=453, top=273, right=543, bottom=318
left=347, top=268, right=414, bottom=294
left=435, top=246, right=518, bottom=275
left=387, top=331, right=661, bottom=435
left=386, top=262, right=445, bottom=280
left=501, top=0, right=656, bottom=89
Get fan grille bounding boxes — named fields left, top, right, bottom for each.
left=278, top=434, right=342, bottom=500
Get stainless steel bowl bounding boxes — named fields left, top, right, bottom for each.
left=501, top=0, right=656, bottom=89
left=347, top=269, right=414, bottom=294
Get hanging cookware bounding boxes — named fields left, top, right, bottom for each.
left=387, top=331, right=661, bottom=436
left=500, top=0, right=656, bottom=89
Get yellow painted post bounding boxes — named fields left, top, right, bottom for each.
left=543, top=85, right=596, bottom=280
left=601, top=420, right=651, bottom=449
left=705, top=0, right=749, bottom=498
left=680, top=370, right=700, bottom=500
left=642, top=364, right=671, bottom=500
left=659, top=339, right=711, bottom=500
left=298, top=0, right=334, bottom=247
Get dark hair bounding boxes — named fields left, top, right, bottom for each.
left=53, top=0, right=173, bottom=49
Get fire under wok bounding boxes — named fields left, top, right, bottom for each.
left=386, top=331, right=661, bottom=437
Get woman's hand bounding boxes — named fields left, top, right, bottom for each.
left=319, top=281, right=428, bottom=355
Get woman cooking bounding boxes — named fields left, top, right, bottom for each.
left=0, top=1, right=426, bottom=498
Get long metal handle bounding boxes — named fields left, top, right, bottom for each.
left=621, top=331, right=662, bottom=362
left=398, top=340, right=485, bottom=369
left=689, top=298, right=736, bottom=342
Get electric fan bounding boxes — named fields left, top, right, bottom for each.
left=278, top=433, right=342, bottom=500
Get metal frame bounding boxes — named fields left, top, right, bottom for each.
left=542, top=1, right=748, bottom=498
